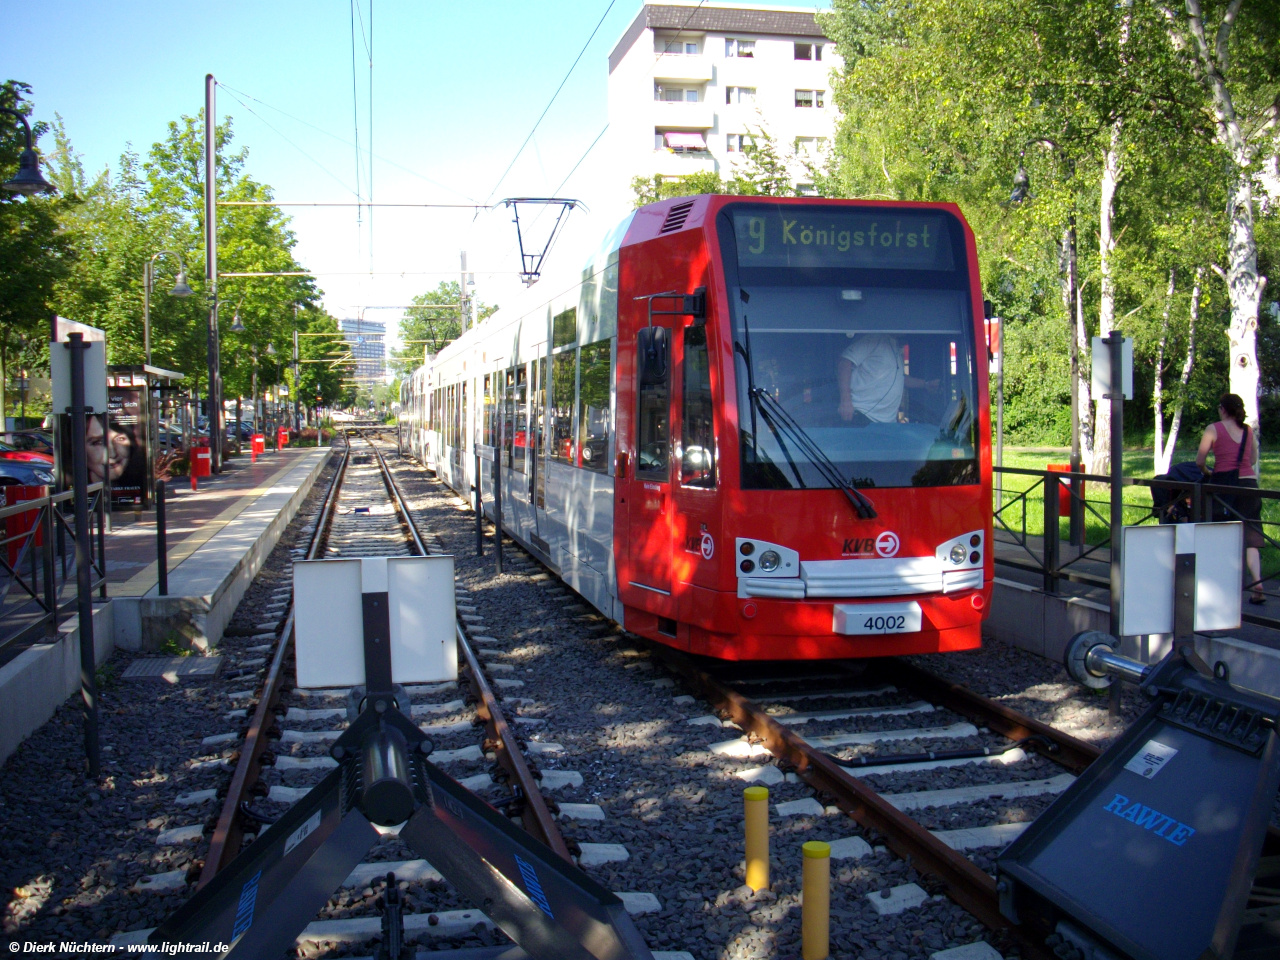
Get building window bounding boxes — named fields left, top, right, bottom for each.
left=657, top=35, right=699, bottom=55
left=794, top=136, right=827, bottom=156
left=725, top=38, right=755, bottom=58
left=795, top=89, right=825, bottom=108
left=724, top=86, right=756, bottom=105
left=794, top=42, right=823, bottom=61
left=656, top=84, right=700, bottom=102
left=726, top=133, right=752, bottom=153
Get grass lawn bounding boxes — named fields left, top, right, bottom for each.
left=993, top=445, right=1280, bottom=581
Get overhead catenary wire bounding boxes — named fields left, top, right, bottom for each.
left=217, top=85, right=362, bottom=199
left=500, top=0, right=712, bottom=267
left=483, top=0, right=619, bottom=204
left=215, top=81, right=478, bottom=203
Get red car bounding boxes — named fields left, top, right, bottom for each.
left=0, top=437, right=54, bottom=464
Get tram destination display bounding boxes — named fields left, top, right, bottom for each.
left=733, top=208, right=955, bottom=271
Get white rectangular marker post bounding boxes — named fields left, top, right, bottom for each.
left=1119, top=522, right=1242, bottom=638
left=293, top=556, right=457, bottom=689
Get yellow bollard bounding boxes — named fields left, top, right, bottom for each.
left=802, top=840, right=831, bottom=960
left=743, top=785, right=770, bottom=891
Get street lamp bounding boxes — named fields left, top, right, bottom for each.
left=143, top=251, right=192, bottom=367
left=1, top=106, right=55, bottom=195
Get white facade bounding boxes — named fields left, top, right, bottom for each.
left=607, top=2, right=841, bottom=194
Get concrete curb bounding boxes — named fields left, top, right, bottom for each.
left=0, top=599, right=114, bottom=764
left=113, top=448, right=329, bottom=651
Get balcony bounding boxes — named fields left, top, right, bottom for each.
left=653, top=99, right=715, bottom=130
left=653, top=53, right=713, bottom=84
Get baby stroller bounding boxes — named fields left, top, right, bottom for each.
left=1151, top=461, right=1203, bottom=524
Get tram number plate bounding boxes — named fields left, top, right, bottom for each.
left=833, top=602, right=922, bottom=636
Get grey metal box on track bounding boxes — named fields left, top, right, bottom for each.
left=121, top=656, right=223, bottom=680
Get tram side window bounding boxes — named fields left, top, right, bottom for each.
left=535, top=356, right=548, bottom=459
left=577, top=339, right=612, bottom=473
left=461, top=381, right=468, bottom=450
left=681, top=325, right=715, bottom=487
left=483, top=374, right=494, bottom=447
left=636, top=332, right=670, bottom=482
left=501, top=367, right=525, bottom=472
left=512, top=365, right=529, bottom=473
left=550, top=350, right=576, bottom=464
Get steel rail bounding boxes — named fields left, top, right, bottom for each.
left=872, top=659, right=1101, bottom=773
left=197, top=438, right=350, bottom=888
left=651, top=648, right=1057, bottom=960
left=369, top=434, right=572, bottom=861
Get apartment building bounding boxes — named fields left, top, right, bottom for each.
left=338, top=318, right=387, bottom=386
left=607, top=2, right=841, bottom=194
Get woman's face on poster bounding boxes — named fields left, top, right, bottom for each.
left=86, top=417, right=133, bottom=483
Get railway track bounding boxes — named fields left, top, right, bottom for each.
left=127, top=433, right=1210, bottom=958
left=11, top=430, right=1260, bottom=958
left=193, top=429, right=572, bottom=954
left=382, top=444, right=1106, bottom=959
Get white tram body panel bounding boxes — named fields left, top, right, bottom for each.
left=404, top=228, right=628, bottom=623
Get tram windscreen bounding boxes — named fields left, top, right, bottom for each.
left=718, top=203, right=980, bottom=489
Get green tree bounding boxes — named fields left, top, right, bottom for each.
left=0, top=82, right=73, bottom=420
left=391, top=281, right=496, bottom=376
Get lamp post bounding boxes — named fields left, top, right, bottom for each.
left=143, top=251, right=193, bottom=367
left=1, top=106, right=56, bottom=196
left=1, top=105, right=55, bottom=428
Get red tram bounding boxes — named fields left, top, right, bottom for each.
left=402, top=195, right=992, bottom=660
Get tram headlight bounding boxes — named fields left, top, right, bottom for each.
left=740, top=542, right=755, bottom=556
left=949, top=543, right=967, bottom=565
left=740, top=559, right=755, bottom=573
left=758, top=550, right=781, bottom=572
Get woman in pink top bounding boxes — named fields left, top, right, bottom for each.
left=1197, top=393, right=1264, bottom=603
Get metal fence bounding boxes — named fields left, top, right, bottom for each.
left=0, top=484, right=108, bottom=657
left=993, top=466, right=1280, bottom=630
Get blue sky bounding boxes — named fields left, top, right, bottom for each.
left=5, top=0, right=831, bottom=344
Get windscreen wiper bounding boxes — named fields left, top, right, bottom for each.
left=752, top=388, right=877, bottom=520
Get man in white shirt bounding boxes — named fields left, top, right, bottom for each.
left=837, top=334, right=905, bottom=424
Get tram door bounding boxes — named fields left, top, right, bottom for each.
left=626, top=323, right=674, bottom=598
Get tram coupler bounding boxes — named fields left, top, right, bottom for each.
left=996, top=634, right=1280, bottom=960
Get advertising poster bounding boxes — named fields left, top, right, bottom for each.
left=57, top=394, right=149, bottom=506
left=103, top=388, right=147, bottom=506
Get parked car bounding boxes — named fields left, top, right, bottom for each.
left=0, top=431, right=54, bottom=456
left=0, top=438, right=54, bottom=465
left=0, top=458, right=56, bottom=486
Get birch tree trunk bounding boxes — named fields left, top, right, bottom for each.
left=1154, top=266, right=1175, bottom=467
left=1159, top=268, right=1202, bottom=473
left=1090, top=124, right=1123, bottom=475
left=1177, top=0, right=1267, bottom=434
left=1060, top=220, right=1093, bottom=465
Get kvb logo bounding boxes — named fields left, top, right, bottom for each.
left=841, top=531, right=901, bottom=558
left=875, top=531, right=900, bottom=558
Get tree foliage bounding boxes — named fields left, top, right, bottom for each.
left=817, top=0, right=1279, bottom=453
left=0, top=80, right=346, bottom=421
left=391, top=281, right=497, bottom=377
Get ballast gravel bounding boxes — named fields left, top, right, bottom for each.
left=1, top=451, right=341, bottom=948
left=388, top=458, right=1023, bottom=960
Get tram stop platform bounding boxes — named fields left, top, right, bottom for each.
left=0, top=446, right=330, bottom=764
left=989, top=531, right=1280, bottom=701
left=108, top=445, right=329, bottom=651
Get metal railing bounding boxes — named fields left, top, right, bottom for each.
left=0, top=484, right=108, bottom=657
left=993, top=466, right=1280, bottom=630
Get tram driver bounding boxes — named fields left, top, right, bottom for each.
left=837, top=333, right=941, bottom=425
